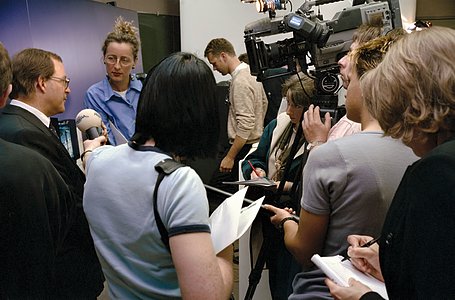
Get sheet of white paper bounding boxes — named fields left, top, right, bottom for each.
left=209, top=187, right=264, bottom=254
left=237, top=196, right=264, bottom=237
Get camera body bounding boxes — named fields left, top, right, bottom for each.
left=244, top=0, right=400, bottom=121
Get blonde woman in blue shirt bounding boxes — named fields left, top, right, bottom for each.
left=85, top=17, right=142, bottom=145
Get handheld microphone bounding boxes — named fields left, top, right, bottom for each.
left=76, top=109, right=102, bottom=140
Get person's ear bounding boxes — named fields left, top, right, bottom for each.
left=37, top=76, right=47, bottom=92
left=220, top=52, right=229, bottom=63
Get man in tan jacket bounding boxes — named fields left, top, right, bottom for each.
left=205, top=37, right=268, bottom=207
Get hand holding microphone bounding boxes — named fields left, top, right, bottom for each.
left=76, top=108, right=108, bottom=143
left=76, top=108, right=105, bottom=140
left=76, top=108, right=106, bottom=146
left=76, top=109, right=108, bottom=167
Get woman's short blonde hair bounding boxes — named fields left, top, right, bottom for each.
left=103, top=17, right=140, bottom=60
left=361, top=26, right=455, bottom=143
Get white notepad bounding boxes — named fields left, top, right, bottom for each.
left=311, top=254, right=388, bottom=299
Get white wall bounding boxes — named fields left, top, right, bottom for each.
left=180, top=0, right=352, bottom=83
left=92, top=0, right=180, bottom=16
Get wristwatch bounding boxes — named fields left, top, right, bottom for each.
left=306, top=141, right=325, bottom=151
left=277, top=216, right=299, bottom=231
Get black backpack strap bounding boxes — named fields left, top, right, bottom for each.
left=153, top=158, right=185, bottom=252
left=155, top=158, right=185, bottom=175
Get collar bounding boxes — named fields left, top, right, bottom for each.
left=102, top=75, right=142, bottom=102
left=231, top=62, right=249, bottom=77
left=10, top=99, right=51, bottom=127
left=127, top=141, right=171, bottom=156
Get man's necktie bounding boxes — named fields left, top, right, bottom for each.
left=49, top=124, right=59, bottom=139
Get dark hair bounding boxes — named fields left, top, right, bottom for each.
left=132, top=52, right=220, bottom=159
left=0, top=42, right=12, bottom=95
left=10, top=48, right=62, bottom=99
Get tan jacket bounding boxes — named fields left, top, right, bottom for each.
left=227, top=64, right=268, bottom=144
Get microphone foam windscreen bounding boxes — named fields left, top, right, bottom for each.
left=76, top=109, right=102, bottom=131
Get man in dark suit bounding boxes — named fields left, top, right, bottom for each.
left=0, top=43, right=77, bottom=298
left=0, top=48, right=104, bottom=299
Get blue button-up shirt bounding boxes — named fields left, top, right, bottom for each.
left=84, top=76, right=142, bottom=145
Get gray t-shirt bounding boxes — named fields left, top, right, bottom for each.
left=83, top=144, right=210, bottom=299
left=301, top=132, right=418, bottom=256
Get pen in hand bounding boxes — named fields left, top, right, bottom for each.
left=341, top=236, right=381, bottom=262
left=360, top=236, right=381, bottom=248
left=248, top=160, right=262, bottom=177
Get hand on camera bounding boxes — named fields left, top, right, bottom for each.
left=302, top=104, right=331, bottom=143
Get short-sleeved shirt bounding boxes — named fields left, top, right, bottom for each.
left=301, top=132, right=418, bottom=256
left=83, top=143, right=210, bottom=299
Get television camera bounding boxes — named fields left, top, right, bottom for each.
left=244, top=0, right=401, bottom=121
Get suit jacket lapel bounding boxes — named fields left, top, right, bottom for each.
left=3, top=105, right=55, bottom=138
left=2, top=105, right=76, bottom=161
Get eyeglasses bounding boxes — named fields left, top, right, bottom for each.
left=49, top=76, right=70, bottom=89
left=104, top=55, right=133, bottom=67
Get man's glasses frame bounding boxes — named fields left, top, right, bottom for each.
left=49, top=76, right=70, bottom=89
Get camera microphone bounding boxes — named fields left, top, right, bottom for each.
left=76, top=109, right=103, bottom=140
